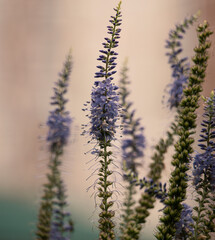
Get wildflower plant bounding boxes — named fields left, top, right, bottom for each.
left=83, top=2, right=122, bottom=239
left=36, top=52, right=73, bottom=240
left=165, top=14, right=197, bottom=109
left=119, top=61, right=145, bottom=240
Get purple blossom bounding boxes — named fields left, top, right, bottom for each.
left=175, top=203, right=194, bottom=239
left=193, top=91, right=215, bottom=188
left=121, top=117, right=145, bottom=172
left=119, top=62, right=145, bottom=175
left=193, top=148, right=215, bottom=186
left=47, top=53, right=72, bottom=149
left=139, top=178, right=167, bottom=204
left=84, top=5, right=122, bottom=143
left=89, top=78, right=119, bottom=141
left=165, top=16, right=197, bottom=109
left=47, top=112, right=72, bottom=147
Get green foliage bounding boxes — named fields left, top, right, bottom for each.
left=155, top=21, right=213, bottom=240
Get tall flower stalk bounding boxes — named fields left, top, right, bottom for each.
left=155, top=21, right=213, bottom=240
left=119, top=61, right=145, bottom=240
left=36, top=52, right=73, bottom=240
left=191, top=91, right=215, bottom=240
left=83, top=2, right=122, bottom=239
left=134, top=15, right=196, bottom=234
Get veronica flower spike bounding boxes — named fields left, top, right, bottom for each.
left=83, top=2, right=122, bottom=240
left=36, top=52, right=73, bottom=240
left=165, top=14, right=197, bottom=109
left=191, top=90, right=215, bottom=239
left=119, top=60, right=146, bottom=240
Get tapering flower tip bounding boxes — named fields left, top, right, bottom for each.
left=50, top=52, right=72, bottom=113
left=165, top=15, right=197, bottom=109
left=88, top=2, right=122, bottom=143
left=175, top=203, right=194, bottom=237
left=93, top=2, right=122, bottom=81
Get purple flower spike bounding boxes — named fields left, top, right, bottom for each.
left=193, top=91, right=215, bottom=188
left=119, top=61, right=146, bottom=175
left=165, top=15, right=197, bottom=109
left=86, top=3, right=122, bottom=143
left=47, top=112, right=72, bottom=146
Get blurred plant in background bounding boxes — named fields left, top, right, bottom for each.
left=119, top=60, right=146, bottom=240
left=36, top=52, right=73, bottom=240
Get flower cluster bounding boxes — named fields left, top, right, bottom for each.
left=119, top=61, right=145, bottom=175
left=137, top=178, right=167, bottom=204
left=193, top=91, right=215, bottom=188
left=175, top=203, right=194, bottom=239
left=193, top=147, right=215, bottom=187
left=47, top=113, right=71, bottom=148
left=89, top=79, right=119, bottom=142
left=47, top=53, right=72, bottom=150
left=165, top=15, right=197, bottom=109
left=121, top=119, right=145, bottom=170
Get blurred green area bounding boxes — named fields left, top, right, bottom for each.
left=0, top=197, right=153, bottom=240
left=0, top=197, right=98, bottom=240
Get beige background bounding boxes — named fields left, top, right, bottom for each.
left=0, top=0, right=214, bottom=238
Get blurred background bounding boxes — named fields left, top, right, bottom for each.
left=0, top=0, right=214, bottom=239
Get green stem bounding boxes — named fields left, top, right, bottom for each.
left=120, top=181, right=140, bottom=240
left=98, top=136, right=115, bottom=240
left=193, top=173, right=210, bottom=240
left=36, top=148, right=62, bottom=240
